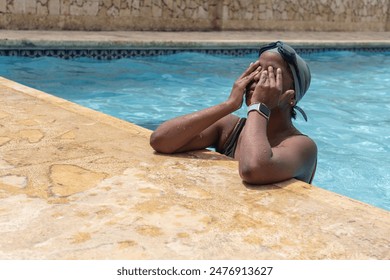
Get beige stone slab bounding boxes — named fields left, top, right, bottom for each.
left=1, top=30, right=390, bottom=49
left=0, top=76, right=389, bottom=259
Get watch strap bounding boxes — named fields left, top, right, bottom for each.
left=247, top=103, right=271, bottom=120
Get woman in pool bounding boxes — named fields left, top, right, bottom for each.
left=150, top=41, right=317, bottom=185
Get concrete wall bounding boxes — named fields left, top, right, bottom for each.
left=0, top=0, right=389, bottom=31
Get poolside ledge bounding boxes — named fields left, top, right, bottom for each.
left=1, top=30, right=390, bottom=49
left=0, top=76, right=389, bottom=259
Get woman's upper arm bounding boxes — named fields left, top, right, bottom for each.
left=273, top=136, right=317, bottom=182
left=174, top=122, right=220, bottom=153
left=276, top=135, right=317, bottom=181
left=175, top=115, right=238, bottom=153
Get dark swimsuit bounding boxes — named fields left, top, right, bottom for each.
left=219, top=118, right=317, bottom=184
left=220, top=118, right=246, bottom=158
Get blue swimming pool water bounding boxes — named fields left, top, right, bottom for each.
left=1, top=51, right=389, bottom=211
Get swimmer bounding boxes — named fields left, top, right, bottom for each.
left=150, top=41, right=317, bottom=185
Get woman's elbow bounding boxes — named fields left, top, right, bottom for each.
left=150, top=132, right=176, bottom=154
left=239, top=163, right=272, bottom=185
left=149, top=132, right=165, bottom=152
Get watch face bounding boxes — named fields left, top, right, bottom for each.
left=247, top=103, right=270, bottom=120
left=259, top=103, right=270, bottom=117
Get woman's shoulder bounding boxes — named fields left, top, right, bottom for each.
left=281, top=133, right=317, bottom=183
left=284, top=132, right=317, bottom=151
left=278, top=131, right=317, bottom=164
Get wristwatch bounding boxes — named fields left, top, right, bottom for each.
left=247, top=103, right=271, bottom=121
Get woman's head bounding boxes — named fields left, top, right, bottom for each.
left=258, top=41, right=311, bottom=120
left=258, top=41, right=311, bottom=103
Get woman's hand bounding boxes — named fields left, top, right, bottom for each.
left=251, top=66, right=283, bottom=109
left=227, top=61, right=261, bottom=110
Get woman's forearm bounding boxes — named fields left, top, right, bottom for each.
left=238, top=111, right=273, bottom=183
left=150, top=61, right=260, bottom=154
left=150, top=101, right=236, bottom=153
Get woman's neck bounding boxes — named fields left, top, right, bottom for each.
left=267, top=109, right=297, bottom=145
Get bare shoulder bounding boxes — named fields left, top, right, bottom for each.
left=280, top=134, right=317, bottom=157
left=275, top=133, right=317, bottom=163
left=278, top=134, right=317, bottom=182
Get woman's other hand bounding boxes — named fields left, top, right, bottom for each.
left=227, top=61, right=261, bottom=110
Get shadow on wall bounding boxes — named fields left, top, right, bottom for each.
left=1, top=0, right=390, bottom=31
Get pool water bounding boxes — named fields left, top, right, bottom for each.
left=0, top=51, right=389, bottom=211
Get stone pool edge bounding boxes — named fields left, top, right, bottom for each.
left=1, top=76, right=389, bottom=260
left=1, top=30, right=390, bottom=50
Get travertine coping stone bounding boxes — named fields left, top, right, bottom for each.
left=1, top=31, right=390, bottom=49
left=0, top=76, right=389, bottom=259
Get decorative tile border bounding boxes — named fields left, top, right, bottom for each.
left=0, top=47, right=389, bottom=59
left=0, top=48, right=257, bottom=59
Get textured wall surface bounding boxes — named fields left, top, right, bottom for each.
left=0, top=1, right=389, bottom=32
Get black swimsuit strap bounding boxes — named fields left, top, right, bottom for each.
left=220, top=118, right=246, bottom=158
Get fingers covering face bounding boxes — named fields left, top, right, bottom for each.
left=259, top=67, right=282, bottom=89
left=240, top=61, right=260, bottom=79
left=259, top=70, right=268, bottom=85
left=276, top=68, right=282, bottom=90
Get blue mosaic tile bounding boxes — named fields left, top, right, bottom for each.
left=0, top=47, right=389, bottom=59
